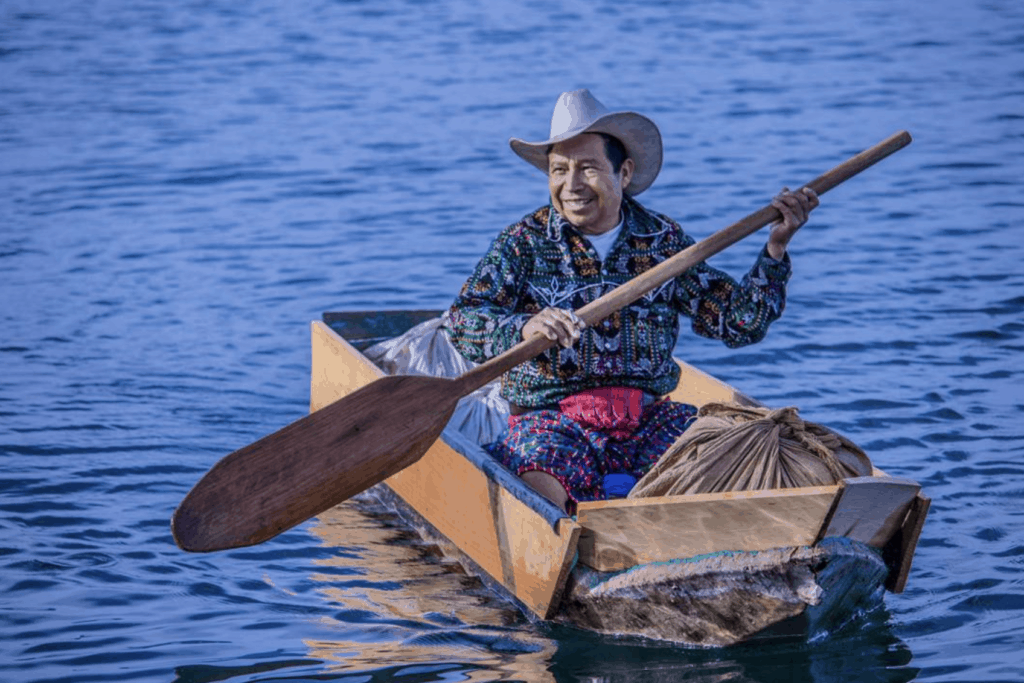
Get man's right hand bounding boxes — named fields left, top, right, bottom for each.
left=522, top=307, right=585, bottom=348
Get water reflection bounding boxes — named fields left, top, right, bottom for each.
left=304, top=492, right=558, bottom=680
left=548, top=617, right=918, bottom=683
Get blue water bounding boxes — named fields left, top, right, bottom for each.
left=2, top=0, right=1022, bottom=680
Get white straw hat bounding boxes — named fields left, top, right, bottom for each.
left=509, top=89, right=663, bottom=195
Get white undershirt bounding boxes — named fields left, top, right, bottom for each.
left=585, top=217, right=623, bottom=260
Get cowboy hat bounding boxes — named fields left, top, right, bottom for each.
left=509, top=89, right=663, bottom=195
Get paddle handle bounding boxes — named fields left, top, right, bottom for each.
left=458, top=130, right=912, bottom=393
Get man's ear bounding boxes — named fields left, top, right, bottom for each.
left=620, top=157, right=635, bottom=190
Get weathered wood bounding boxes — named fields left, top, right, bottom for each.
left=174, top=324, right=454, bottom=553
left=820, top=476, right=920, bottom=547
left=575, top=485, right=840, bottom=572
left=883, top=492, right=931, bottom=593
left=173, top=372, right=460, bottom=552
left=559, top=538, right=887, bottom=647
left=575, top=475, right=920, bottom=573
left=311, top=320, right=580, bottom=619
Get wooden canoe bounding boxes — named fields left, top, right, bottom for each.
left=310, top=311, right=929, bottom=646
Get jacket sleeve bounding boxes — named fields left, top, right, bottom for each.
left=442, top=231, right=533, bottom=363
left=673, top=240, right=792, bottom=348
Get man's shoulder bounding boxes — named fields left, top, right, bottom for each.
left=626, top=197, right=691, bottom=243
left=647, top=207, right=684, bottom=232
left=494, top=205, right=551, bottom=243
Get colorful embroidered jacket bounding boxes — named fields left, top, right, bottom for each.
left=442, top=196, right=792, bottom=408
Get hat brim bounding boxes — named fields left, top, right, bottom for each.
left=509, top=111, right=663, bottom=195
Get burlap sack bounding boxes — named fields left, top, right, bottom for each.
left=629, top=402, right=873, bottom=498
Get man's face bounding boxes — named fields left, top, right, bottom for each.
left=548, top=133, right=634, bottom=236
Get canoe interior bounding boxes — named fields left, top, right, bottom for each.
left=323, top=310, right=442, bottom=350
left=316, top=310, right=928, bottom=603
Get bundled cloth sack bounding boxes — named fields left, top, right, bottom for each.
left=629, top=402, right=873, bottom=498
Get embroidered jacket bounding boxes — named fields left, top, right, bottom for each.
left=443, top=196, right=792, bottom=407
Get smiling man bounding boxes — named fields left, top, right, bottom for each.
left=548, top=133, right=632, bottom=235
left=442, top=89, right=817, bottom=512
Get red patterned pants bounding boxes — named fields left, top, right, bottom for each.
left=487, top=398, right=697, bottom=510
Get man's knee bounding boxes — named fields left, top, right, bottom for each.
left=521, top=470, right=570, bottom=511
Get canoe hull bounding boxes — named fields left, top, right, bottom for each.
left=559, top=537, right=888, bottom=646
left=310, top=312, right=929, bottom=645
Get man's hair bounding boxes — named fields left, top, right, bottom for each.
left=546, top=133, right=629, bottom=172
left=596, top=133, right=628, bottom=173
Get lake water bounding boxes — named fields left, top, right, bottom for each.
left=2, top=0, right=1023, bottom=681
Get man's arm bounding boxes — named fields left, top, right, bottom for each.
left=442, top=232, right=533, bottom=363
left=675, top=245, right=792, bottom=348
left=670, top=186, right=818, bottom=348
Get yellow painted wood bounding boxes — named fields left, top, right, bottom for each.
left=310, top=321, right=580, bottom=619
left=386, top=456, right=580, bottom=618
left=310, top=321, right=385, bottom=411
left=667, top=360, right=759, bottom=408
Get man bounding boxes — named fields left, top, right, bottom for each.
left=442, top=89, right=818, bottom=512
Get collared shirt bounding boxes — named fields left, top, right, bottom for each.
left=442, top=196, right=792, bottom=407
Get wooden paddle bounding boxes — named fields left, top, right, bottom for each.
left=172, top=130, right=912, bottom=553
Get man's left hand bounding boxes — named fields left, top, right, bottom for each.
left=767, top=187, right=819, bottom=259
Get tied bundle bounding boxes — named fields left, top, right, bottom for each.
left=629, top=402, right=873, bottom=498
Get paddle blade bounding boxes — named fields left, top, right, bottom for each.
left=172, top=374, right=461, bottom=552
